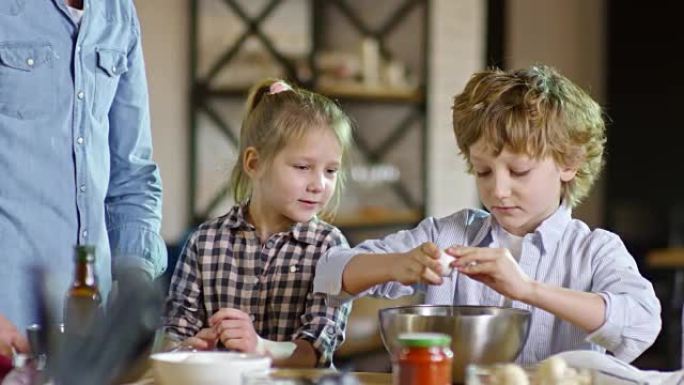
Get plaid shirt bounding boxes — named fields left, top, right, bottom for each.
left=164, top=204, right=351, bottom=367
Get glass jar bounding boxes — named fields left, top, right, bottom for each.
left=393, top=332, right=453, bottom=385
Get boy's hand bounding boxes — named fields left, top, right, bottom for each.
left=209, top=308, right=259, bottom=353
left=181, top=328, right=218, bottom=351
left=390, top=242, right=444, bottom=286
left=448, top=246, right=533, bottom=301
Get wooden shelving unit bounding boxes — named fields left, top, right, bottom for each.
left=188, top=0, right=429, bottom=232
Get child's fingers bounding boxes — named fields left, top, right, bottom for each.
left=449, top=247, right=500, bottom=267
left=217, top=326, right=248, bottom=341
left=420, top=255, right=443, bottom=275
left=184, top=336, right=211, bottom=350
left=222, top=336, right=251, bottom=352
left=209, top=307, right=250, bottom=326
left=420, top=242, right=441, bottom=259
left=414, top=245, right=443, bottom=272
left=456, top=259, right=493, bottom=276
left=447, top=246, right=485, bottom=257
left=196, top=327, right=218, bottom=341
left=421, top=266, right=443, bottom=285
left=214, top=319, right=250, bottom=335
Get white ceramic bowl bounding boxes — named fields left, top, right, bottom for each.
left=150, top=351, right=272, bottom=385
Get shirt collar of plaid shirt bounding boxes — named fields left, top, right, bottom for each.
left=223, top=203, right=323, bottom=245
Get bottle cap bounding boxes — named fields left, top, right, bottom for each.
left=74, top=245, right=96, bottom=262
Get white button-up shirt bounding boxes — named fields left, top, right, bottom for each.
left=314, top=205, right=661, bottom=364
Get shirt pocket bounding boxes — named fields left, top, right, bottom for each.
left=93, top=48, right=128, bottom=121
left=0, top=42, right=57, bottom=120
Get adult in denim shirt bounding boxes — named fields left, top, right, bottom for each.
left=0, top=0, right=166, bottom=340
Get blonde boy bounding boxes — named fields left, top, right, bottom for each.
left=314, top=65, right=661, bottom=364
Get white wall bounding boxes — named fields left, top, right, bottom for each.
left=426, top=0, right=484, bottom=216
left=136, top=0, right=189, bottom=242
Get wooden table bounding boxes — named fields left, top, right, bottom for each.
left=122, top=369, right=392, bottom=385
left=646, top=247, right=684, bottom=368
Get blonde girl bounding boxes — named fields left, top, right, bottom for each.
left=164, top=79, right=354, bottom=368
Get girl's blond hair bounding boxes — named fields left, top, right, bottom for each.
left=452, top=65, right=606, bottom=207
left=230, top=79, right=353, bottom=218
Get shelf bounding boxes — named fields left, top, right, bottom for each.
left=316, top=81, right=424, bottom=103
left=199, top=83, right=424, bottom=104
left=646, top=247, right=684, bottom=268
left=189, top=0, right=429, bottom=229
left=331, top=208, right=423, bottom=229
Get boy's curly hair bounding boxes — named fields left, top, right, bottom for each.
left=452, top=64, right=606, bottom=207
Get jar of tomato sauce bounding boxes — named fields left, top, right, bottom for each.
left=392, top=332, right=453, bottom=385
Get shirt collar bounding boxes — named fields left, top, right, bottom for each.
left=487, top=202, right=572, bottom=252
left=223, top=203, right=322, bottom=245
left=290, top=218, right=324, bottom=245
left=534, top=202, right=572, bottom=250
left=223, top=204, right=254, bottom=230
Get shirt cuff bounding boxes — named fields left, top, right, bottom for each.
left=586, top=292, right=624, bottom=352
left=314, top=248, right=375, bottom=307
left=108, top=224, right=168, bottom=279
left=314, top=247, right=357, bottom=295
left=294, top=322, right=344, bottom=368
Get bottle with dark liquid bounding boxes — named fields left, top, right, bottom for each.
left=64, top=245, right=102, bottom=335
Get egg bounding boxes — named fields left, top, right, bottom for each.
left=438, top=251, right=455, bottom=276
left=493, top=364, right=530, bottom=385
left=535, top=356, right=568, bottom=385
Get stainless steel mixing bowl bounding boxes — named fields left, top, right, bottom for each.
left=379, top=305, right=531, bottom=383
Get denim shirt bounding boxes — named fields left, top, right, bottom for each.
left=0, top=0, right=166, bottom=330
left=314, top=205, right=661, bottom=364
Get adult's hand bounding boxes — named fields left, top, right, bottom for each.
left=0, top=315, right=29, bottom=358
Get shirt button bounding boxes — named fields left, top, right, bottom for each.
left=76, top=45, right=81, bottom=53
left=79, top=184, right=86, bottom=192
left=82, top=230, right=88, bottom=238
left=26, top=58, right=34, bottom=67
left=326, top=325, right=336, bottom=335
left=266, top=240, right=275, bottom=248
left=289, top=265, right=297, bottom=273
left=76, top=137, right=84, bottom=144
left=112, top=66, right=117, bottom=73
left=77, top=91, right=85, bottom=100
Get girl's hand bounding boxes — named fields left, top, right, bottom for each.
left=390, top=242, right=444, bottom=286
left=209, top=308, right=259, bottom=353
left=181, top=328, right=218, bottom=351
left=448, top=246, right=534, bottom=301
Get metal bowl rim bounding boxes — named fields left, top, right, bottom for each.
left=378, top=304, right=531, bottom=318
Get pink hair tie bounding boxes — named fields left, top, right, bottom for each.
left=268, top=81, right=291, bottom=95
